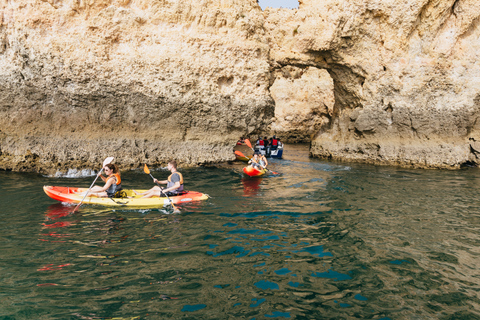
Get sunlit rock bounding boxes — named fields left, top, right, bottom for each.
left=1, top=0, right=480, bottom=171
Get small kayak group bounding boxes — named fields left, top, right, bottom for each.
left=44, top=159, right=209, bottom=208
left=243, top=152, right=268, bottom=177
left=234, top=137, right=281, bottom=177
left=44, top=138, right=281, bottom=209
left=237, top=135, right=284, bottom=159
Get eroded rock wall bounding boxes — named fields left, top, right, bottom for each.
left=270, top=66, right=334, bottom=143
left=2, top=0, right=480, bottom=172
left=265, top=0, right=480, bottom=169
left=0, top=0, right=273, bottom=173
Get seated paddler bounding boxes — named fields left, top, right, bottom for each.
left=85, top=163, right=122, bottom=197
left=248, top=152, right=268, bottom=170
left=135, top=160, right=184, bottom=198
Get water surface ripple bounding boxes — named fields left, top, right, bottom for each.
left=1, top=145, right=480, bottom=319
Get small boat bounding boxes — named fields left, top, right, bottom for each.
left=43, top=186, right=209, bottom=207
left=254, top=144, right=283, bottom=158
left=242, top=166, right=267, bottom=177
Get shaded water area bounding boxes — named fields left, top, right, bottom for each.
left=1, top=144, right=480, bottom=319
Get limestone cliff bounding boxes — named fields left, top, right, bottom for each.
left=265, top=0, right=480, bottom=169
left=1, top=0, right=480, bottom=172
left=0, top=0, right=273, bottom=173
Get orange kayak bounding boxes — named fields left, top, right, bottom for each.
left=242, top=166, right=267, bottom=177
left=43, top=186, right=209, bottom=207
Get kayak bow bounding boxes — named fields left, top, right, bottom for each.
left=242, top=166, right=267, bottom=177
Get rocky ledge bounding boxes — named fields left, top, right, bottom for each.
left=1, top=0, right=479, bottom=173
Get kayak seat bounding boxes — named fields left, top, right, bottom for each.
left=112, top=190, right=128, bottom=198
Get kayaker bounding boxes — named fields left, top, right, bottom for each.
left=236, top=137, right=245, bottom=145
left=86, top=163, right=122, bottom=197
left=134, top=160, right=184, bottom=198
left=248, top=153, right=268, bottom=170
left=258, top=153, right=268, bottom=169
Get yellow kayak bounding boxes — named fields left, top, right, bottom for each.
left=44, top=186, right=209, bottom=207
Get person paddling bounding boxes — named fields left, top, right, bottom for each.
left=84, top=163, right=122, bottom=197
left=134, top=160, right=184, bottom=198
left=248, top=152, right=268, bottom=170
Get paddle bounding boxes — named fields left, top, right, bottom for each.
left=234, top=150, right=280, bottom=175
left=143, top=164, right=180, bottom=213
left=72, top=156, right=114, bottom=213
left=244, top=138, right=254, bottom=150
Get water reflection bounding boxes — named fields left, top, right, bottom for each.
left=241, top=177, right=262, bottom=197
left=1, top=145, right=480, bottom=318
left=45, top=203, right=73, bottom=220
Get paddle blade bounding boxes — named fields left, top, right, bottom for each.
left=235, top=150, right=246, bottom=158
left=244, top=139, right=253, bottom=149
left=171, top=202, right=181, bottom=213
left=103, top=157, right=114, bottom=167
left=143, top=164, right=151, bottom=174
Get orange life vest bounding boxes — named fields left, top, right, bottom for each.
left=108, top=173, right=121, bottom=185
left=106, top=173, right=122, bottom=197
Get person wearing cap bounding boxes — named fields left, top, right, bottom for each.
left=256, top=136, right=264, bottom=153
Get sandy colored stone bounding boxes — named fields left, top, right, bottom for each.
left=0, top=0, right=273, bottom=174
left=270, top=66, right=334, bottom=143
left=2, top=0, right=480, bottom=172
left=264, top=0, right=480, bottom=169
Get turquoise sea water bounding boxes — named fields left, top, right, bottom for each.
left=1, top=144, right=480, bottom=319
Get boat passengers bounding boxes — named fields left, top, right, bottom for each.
left=277, top=137, right=283, bottom=148
left=256, top=136, right=263, bottom=146
left=134, top=160, right=184, bottom=198
left=263, top=136, right=269, bottom=148
left=270, top=135, right=279, bottom=150
left=248, top=152, right=268, bottom=170
left=85, top=163, right=122, bottom=197
left=255, top=136, right=282, bottom=149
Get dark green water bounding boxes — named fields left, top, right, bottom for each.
left=1, top=145, right=480, bottom=319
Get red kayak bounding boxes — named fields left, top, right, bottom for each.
left=242, top=166, right=267, bottom=177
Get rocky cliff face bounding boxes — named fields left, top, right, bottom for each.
left=265, top=0, right=480, bottom=169
left=1, top=0, right=479, bottom=172
left=0, top=0, right=273, bottom=173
